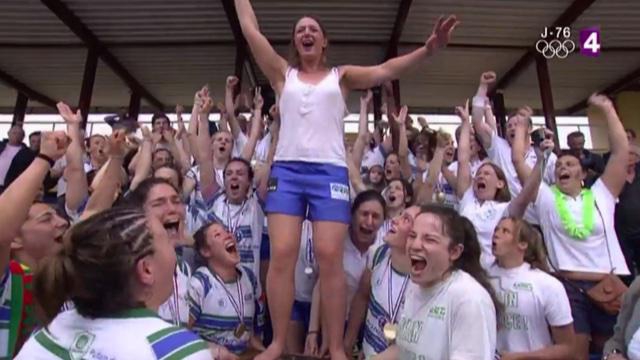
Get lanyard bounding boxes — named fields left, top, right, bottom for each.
left=305, top=235, right=315, bottom=268
left=212, top=271, right=245, bottom=322
left=168, top=269, right=180, bottom=325
left=386, top=259, right=409, bottom=324
left=225, top=199, right=247, bottom=236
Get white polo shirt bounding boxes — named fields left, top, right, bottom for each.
left=396, top=270, right=497, bottom=360
left=459, top=188, right=510, bottom=269
left=535, top=179, right=630, bottom=275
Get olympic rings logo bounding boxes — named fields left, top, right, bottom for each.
left=535, top=39, right=576, bottom=59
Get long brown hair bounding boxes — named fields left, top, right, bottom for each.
left=287, top=15, right=329, bottom=69
left=419, top=205, right=503, bottom=316
left=477, top=162, right=511, bottom=203
left=503, top=217, right=548, bottom=272
left=34, top=207, right=154, bottom=323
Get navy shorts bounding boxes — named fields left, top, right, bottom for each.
left=561, top=279, right=617, bottom=336
left=291, top=300, right=311, bottom=332
left=265, top=161, right=351, bottom=224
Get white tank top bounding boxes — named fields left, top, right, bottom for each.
left=276, top=67, right=347, bottom=167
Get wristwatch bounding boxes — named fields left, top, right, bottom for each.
left=603, top=349, right=622, bottom=360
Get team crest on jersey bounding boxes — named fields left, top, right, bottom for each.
left=70, top=331, right=95, bottom=360
left=427, top=306, right=446, bottom=320
left=244, top=293, right=253, bottom=301
left=218, top=299, right=226, bottom=308
left=329, top=183, right=349, bottom=201
left=514, top=282, right=533, bottom=291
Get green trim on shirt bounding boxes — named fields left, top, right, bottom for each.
left=147, top=326, right=182, bottom=343
left=34, top=330, right=71, bottom=360
left=162, top=341, right=209, bottom=360
left=111, top=308, right=159, bottom=319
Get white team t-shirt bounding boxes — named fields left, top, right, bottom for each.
left=344, top=236, right=372, bottom=316
left=534, top=179, right=630, bottom=275
left=234, top=132, right=271, bottom=164
left=448, top=158, right=485, bottom=179
left=396, top=270, right=497, bottom=360
left=158, top=260, right=192, bottom=326
left=362, top=245, right=409, bottom=358
left=362, top=146, right=385, bottom=171
left=459, top=188, right=510, bottom=269
left=488, top=263, right=573, bottom=353
left=487, top=132, right=556, bottom=224
left=422, top=165, right=458, bottom=209
left=184, top=165, right=225, bottom=210
left=188, top=266, right=259, bottom=354
left=15, top=308, right=210, bottom=360
left=628, top=328, right=640, bottom=360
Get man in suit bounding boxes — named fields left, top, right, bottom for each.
left=567, top=131, right=605, bottom=186
left=0, top=126, right=34, bottom=192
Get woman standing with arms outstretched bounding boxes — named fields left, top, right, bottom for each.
left=234, top=2, right=458, bottom=359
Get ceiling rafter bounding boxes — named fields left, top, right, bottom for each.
left=40, top=0, right=165, bottom=110
left=565, top=65, right=640, bottom=114
left=384, top=0, right=414, bottom=108
left=0, top=67, right=57, bottom=108
left=220, top=0, right=258, bottom=88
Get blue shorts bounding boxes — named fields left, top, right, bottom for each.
left=265, top=161, right=351, bottom=224
left=562, top=279, right=616, bottom=336
left=291, top=300, right=311, bottom=332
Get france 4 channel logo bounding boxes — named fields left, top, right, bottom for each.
left=536, top=26, right=601, bottom=59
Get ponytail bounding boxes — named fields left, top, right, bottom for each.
left=34, top=248, right=73, bottom=323
left=508, top=217, right=549, bottom=272
left=457, top=216, right=504, bottom=317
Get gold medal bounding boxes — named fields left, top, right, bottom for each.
left=436, top=191, right=446, bottom=203
left=383, top=323, right=397, bottom=342
left=234, top=323, right=247, bottom=338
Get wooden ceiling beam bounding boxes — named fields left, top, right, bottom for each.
left=40, top=0, right=165, bottom=110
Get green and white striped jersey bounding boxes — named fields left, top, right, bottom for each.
left=15, top=308, right=212, bottom=360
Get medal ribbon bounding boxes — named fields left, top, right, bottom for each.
left=387, top=260, right=409, bottom=324
left=213, top=272, right=245, bottom=325
left=168, top=269, right=180, bottom=325
left=225, top=199, right=247, bottom=236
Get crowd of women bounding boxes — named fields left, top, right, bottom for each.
left=1, top=0, right=638, bottom=359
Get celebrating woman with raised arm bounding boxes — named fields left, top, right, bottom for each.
left=512, top=94, right=630, bottom=360
left=234, top=1, right=458, bottom=358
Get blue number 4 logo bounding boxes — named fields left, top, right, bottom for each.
left=580, top=27, right=601, bottom=57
